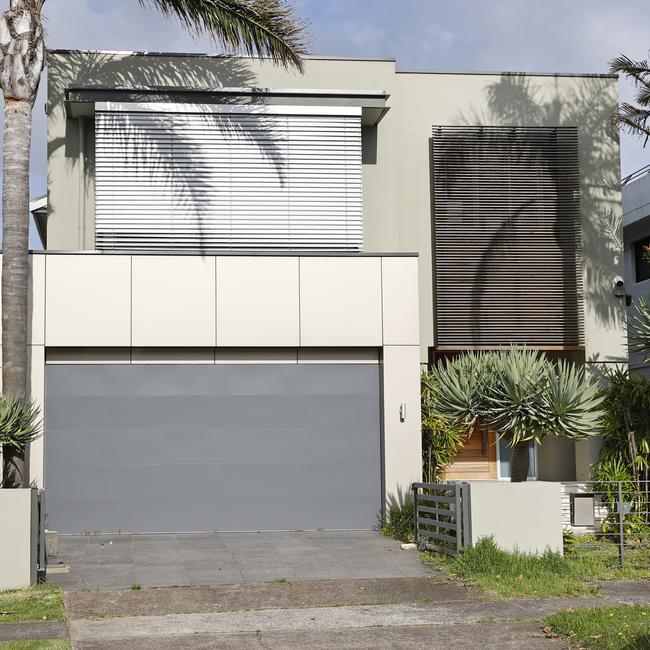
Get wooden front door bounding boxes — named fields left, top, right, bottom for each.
left=446, top=421, right=497, bottom=480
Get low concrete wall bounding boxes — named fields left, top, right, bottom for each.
left=0, top=489, right=37, bottom=589
left=467, top=481, right=563, bottom=555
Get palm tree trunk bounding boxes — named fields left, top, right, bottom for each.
left=0, top=1, right=45, bottom=488
left=510, top=440, right=531, bottom=482
left=2, top=98, right=32, bottom=487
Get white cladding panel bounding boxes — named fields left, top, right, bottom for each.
left=95, top=105, right=363, bottom=251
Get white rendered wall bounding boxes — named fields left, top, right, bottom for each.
left=467, top=481, right=563, bottom=554
left=18, top=253, right=421, bottom=498
left=0, top=489, right=37, bottom=589
left=382, top=345, right=422, bottom=501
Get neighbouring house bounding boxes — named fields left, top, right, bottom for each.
left=12, top=50, right=625, bottom=535
left=623, top=165, right=650, bottom=377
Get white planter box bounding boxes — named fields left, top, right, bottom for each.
left=467, top=481, right=563, bottom=555
left=0, top=488, right=38, bottom=589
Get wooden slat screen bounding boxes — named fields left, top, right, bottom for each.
left=432, top=125, right=583, bottom=347
left=95, top=103, right=362, bottom=251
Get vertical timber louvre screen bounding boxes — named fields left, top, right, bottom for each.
left=95, top=104, right=362, bottom=252
left=432, top=126, right=583, bottom=348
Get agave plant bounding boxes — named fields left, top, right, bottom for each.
left=484, top=347, right=548, bottom=445
left=0, top=395, right=41, bottom=488
left=543, top=361, right=605, bottom=439
left=427, top=347, right=603, bottom=482
left=422, top=352, right=496, bottom=430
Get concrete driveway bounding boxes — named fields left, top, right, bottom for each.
left=48, top=531, right=435, bottom=591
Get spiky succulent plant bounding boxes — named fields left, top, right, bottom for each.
left=426, top=347, right=604, bottom=481
left=0, top=395, right=41, bottom=450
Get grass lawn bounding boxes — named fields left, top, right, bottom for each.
left=0, top=642, right=69, bottom=649
left=545, top=604, right=650, bottom=649
left=425, top=537, right=650, bottom=599
left=0, top=585, right=64, bottom=624
left=564, top=533, right=650, bottom=573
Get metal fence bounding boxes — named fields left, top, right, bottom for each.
left=412, top=482, right=470, bottom=556
left=563, top=480, right=650, bottom=569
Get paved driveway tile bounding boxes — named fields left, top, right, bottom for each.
left=50, top=531, right=435, bottom=591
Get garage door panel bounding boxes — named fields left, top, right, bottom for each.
left=45, top=365, right=380, bottom=398
left=50, top=495, right=378, bottom=533
left=46, top=426, right=376, bottom=467
left=46, top=463, right=380, bottom=531
left=46, top=395, right=379, bottom=431
left=45, top=363, right=381, bottom=533
left=47, top=459, right=380, bottom=501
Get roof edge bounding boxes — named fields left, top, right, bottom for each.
left=397, top=69, right=617, bottom=79
left=46, top=49, right=616, bottom=78
left=46, top=49, right=396, bottom=63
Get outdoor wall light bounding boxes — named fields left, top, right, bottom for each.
left=613, top=276, right=626, bottom=298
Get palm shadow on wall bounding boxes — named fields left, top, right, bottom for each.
left=444, top=74, right=625, bottom=358
left=47, top=51, right=287, bottom=252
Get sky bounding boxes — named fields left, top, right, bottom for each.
left=11, top=0, right=650, bottom=246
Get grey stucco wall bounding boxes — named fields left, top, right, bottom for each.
left=46, top=52, right=627, bottom=370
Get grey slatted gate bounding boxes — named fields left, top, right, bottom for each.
left=412, top=482, right=471, bottom=556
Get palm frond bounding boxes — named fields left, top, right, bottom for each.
left=610, top=102, right=650, bottom=139
left=140, top=0, right=308, bottom=71
left=610, top=54, right=650, bottom=86
left=629, top=296, right=650, bottom=359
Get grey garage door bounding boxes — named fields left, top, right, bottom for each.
left=45, top=364, right=381, bottom=534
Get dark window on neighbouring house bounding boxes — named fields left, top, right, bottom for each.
left=634, top=238, right=650, bottom=283
left=431, top=125, right=583, bottom=347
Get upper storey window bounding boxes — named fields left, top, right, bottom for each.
left=432, top=125, right=583, bottom=348
left=634, top=238, right=650, bottom=283
left=95, top=103, right=362, bottom=251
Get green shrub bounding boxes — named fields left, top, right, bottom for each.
left=421, top=371, right=466, bottom=482
left=596, top=367, right=650, bottom=484
left=380, top=489, right=414, bottom=543
left=592, top=458, right=650, bottom=540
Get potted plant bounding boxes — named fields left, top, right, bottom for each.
left=0, top=396, right=42, bottom=589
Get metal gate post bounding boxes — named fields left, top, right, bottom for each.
left=38, top=490, right=46, bottom=579
left=454, top=485, right=462, bottom=555
left=617, top=481, right=625, bottom=568
left=460, top=482, right=471, bottom=550
left=412, top=483, right=419, bottom=542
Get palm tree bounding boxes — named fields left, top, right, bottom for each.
left=610, top=54, right=650, bottom=143
left=424, top=348, right=604, bottom=482
left=0, top=0, right=307, bottom=487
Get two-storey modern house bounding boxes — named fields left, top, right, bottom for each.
left=13, top=50, right=626, bottom=534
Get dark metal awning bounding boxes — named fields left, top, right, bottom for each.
left=64, top=85, right=390, bottom=126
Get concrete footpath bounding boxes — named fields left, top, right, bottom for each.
left=3, top=577, right=649, bottom=648
left=63, top=577, right=649, bottom=649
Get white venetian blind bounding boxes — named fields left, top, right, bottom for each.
left=95, top=103, right=363, bottom=251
